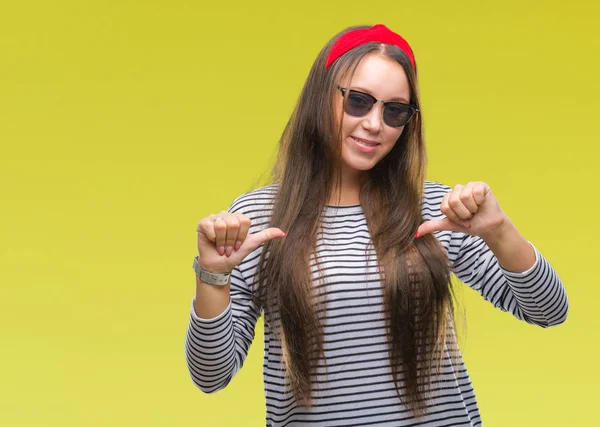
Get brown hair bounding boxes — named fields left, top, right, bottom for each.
left=251, top=25, right=457, bottom=418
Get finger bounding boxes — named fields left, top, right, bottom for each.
left=472, top=182, right=489, bottom=206
left=416, top=218, right=465, bottom=237
left=212, top=214, right=228, bottom=255
left=197, top=217, right=217, bottom=243
left=232, top=213, right=251, bottom=251
left=447, top=185, right=474, bottom=221
left=441, top=192, right=469, bottom=228
left=236, top=227, right=286, bottom=259
left=459, top=182, right=479, bottom=216
left=222, top=212, right=240, bottom=257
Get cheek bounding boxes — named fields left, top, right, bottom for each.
left=385, top=128, right=404, bottom=145
left=336, top=116, right=353, bottom=142
left=341, top=115, right=363, bottom=136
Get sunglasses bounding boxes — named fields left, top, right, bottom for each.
left=337, top=85, right=419, bottom=128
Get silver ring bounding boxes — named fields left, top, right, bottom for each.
left=213, top=216, right=223, bottom=222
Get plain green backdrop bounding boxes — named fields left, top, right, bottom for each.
left=1, top=1, right=598, bottom=426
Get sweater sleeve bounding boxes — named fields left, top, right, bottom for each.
left=448, top=232, right=569, bottom=328
left=184, top=264, right=261, bottom=393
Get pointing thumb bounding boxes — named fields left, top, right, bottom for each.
left=416, top=218, right=465, bottom=237
left=237, top=227, right=286, bottom=257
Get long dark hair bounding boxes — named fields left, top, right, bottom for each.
left=251, top=25, right=457, bottom=417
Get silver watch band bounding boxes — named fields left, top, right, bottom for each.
left=192, top=255, right=231, bottom=286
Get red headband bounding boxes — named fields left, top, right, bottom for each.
left=325, top=24, right=416, bottom=70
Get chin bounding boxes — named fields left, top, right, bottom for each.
left=340, top=141, right=383, bottom=171
left=343, top=158, right=377, bottom=171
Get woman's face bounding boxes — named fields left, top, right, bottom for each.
left=334, top=52, right=411, bottom=177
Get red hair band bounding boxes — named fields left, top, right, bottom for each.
left=325, top=24, right=416, bottom=70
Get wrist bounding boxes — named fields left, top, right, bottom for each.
left=198, top=262, right=232, bottom=275
left=479, top=216, right=536, bottom=273
left=197, top=253, right=232, bottom=274
left=480, top=214, right=514, bottom=246
left=193, top=255, right=231, bottom=286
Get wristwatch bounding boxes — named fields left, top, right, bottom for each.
left=192, top=255, right=231, bottom=286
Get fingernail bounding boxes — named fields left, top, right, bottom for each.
left=415, top=232, right=420, bottom=239
left=226, top=245, right=233, bottom=257
left=218, top=246, right=225, bottom=256
left=234, top=240, right=242, bottom=251
left=282, top=231, right=287, bottom=237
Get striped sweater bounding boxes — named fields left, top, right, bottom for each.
left=185, top=181, right=569, bottom=426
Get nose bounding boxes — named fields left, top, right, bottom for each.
left=361, top=101, right=384, bottom=133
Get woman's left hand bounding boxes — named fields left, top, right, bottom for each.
left=416, top=181, right=508, bottom=239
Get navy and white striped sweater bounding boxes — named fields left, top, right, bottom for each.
left=185, top=181, right=569, bottom=426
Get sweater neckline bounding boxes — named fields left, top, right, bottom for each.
left=323, top=204, right=363, bottom=215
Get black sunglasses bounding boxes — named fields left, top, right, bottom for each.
left=337, top=85, right=419, bottom=128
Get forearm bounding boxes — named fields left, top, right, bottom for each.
left=455, top=225, right=568, bottom=327
left=185, top=297, right=236, bottom=393
left=481, top=216, right=536, bottom=273
left=193, top=276, right=231, bottom=319
left=186, top=276, right=236, bottom=394
left=186, top=268, right=262, bottom=393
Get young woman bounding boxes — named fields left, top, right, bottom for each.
left=185, top=24, right=569, bottom=426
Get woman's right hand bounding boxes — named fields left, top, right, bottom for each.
left=196, top=211, right=286, bottom=274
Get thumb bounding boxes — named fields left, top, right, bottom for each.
left=236, top=227, right=286, bottom=257
left=416, top=218, right=467, bottom=237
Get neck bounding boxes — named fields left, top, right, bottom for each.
left=327, top=165, right=366, bottom=206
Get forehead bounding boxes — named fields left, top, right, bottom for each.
left=347, top=52, right=410, bottom=101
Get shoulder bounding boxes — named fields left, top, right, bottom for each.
left=227, top=182, right=279, bottom=219
left=423, top=180, right=451, bottom=198
left=422, top=180, right=451, bottom=220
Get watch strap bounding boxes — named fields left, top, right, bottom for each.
left=192, top=255, right=231, bottom=286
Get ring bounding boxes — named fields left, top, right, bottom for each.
left=213, top=216, right=223, bottom=222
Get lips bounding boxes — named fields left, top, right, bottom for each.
left=351, top=136, right=380, bottom=146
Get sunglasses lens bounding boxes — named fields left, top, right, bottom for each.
left=345, top=92, right=373, bottom=117
left=384, top=104, right=412, bottom=127
left=340, top=88, right=416, bottom=128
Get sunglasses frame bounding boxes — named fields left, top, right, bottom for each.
left=337, top=85, right=420, bottom=128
